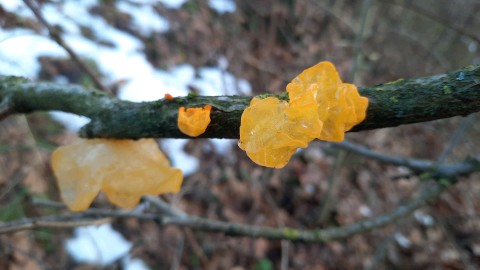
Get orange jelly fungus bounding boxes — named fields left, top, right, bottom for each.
left=287, top=61, right=369, bottom=142
left=164, top=93, right=174, bottom=100
left=239, top=61, right=368, bottom=168
left=51, top=139, right=183, bottom=211
left=239, top=97, right=297, bottom=168
left=177, top=105, right=212, bottom=137
left=238, top=97, right=322, bottom=168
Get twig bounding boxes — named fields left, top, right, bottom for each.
left=22, top=0, right=112, bottom=94
left=3, top=180, right=449, bottom=242
left=377, top=0, right=480, bottom=44
left=437, top=115, right=475, bottom=164
left=332, top=141, right=480, bottom=178
left=0, top=213, right=111, bottom=234
left=350, top=0, right=373, bottom=82
left=144, top=196, right=188, bottom=220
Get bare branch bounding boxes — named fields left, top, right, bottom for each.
left=377, top=0, right=480, bottom=44
left=0, top=213, right=111, bottom=234
left=333, top=140, right=480, bottom=178
left=1, top=180, right=449, bottom=242
left=0, top=65, right=479, bottom=138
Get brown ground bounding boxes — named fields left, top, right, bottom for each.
left=1, top=0, right=480, bottom=269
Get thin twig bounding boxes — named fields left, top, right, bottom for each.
left=437, top=115, right=475, bottom=164
left=377, top=0, right=480, bottom=44
left=332, top=141, right=480, bottom=178
left=2, top=180, right=449, bottom=242
left=0, top=213, right=111, bottom=234
left=22, top=0, right=112, bottom=94
left=350, top=0, right=373, bottom=82
left=144, top=196, right=188, bottom=220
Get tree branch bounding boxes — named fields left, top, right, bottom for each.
left=0, top=181, right=449, bottom=242
left=0, top=65, right=479, bottom=139
left=333, top=140, right=480, bottom=178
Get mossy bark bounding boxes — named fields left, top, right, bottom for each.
left=1, top=65, right=479, bottom=139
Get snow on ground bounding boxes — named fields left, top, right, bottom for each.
left=208, top=0, right=236, bottom=14
left=0, top=0, right=245, bottom=268
left=116, top=1, right=170, bottom=35
left=65, top=223, right=133, bottom=266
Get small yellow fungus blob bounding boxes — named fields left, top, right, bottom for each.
left=287, top=61, right=369, bottom=142
left=51, top=139, right=183, bottom=211
left=177, top=105, right=212, bottom=137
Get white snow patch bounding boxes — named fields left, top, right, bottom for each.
left=117, top=1, right=170, bottom=35
left=123, top=256, right=150, bottom=270
left=65, top=224, right=132, bottom=266
left=192, top=67, right=251, bottom=96
left=359, top=205, right=372, bottom=217
left=0, top=0, right=35, bottom=18
left=0, top=31, right=66, bottom=77
left=49, top=112, right=91, bottom=133
left=394, top=232, right=411, bottom=249
left=414, top=210, right=434, bottom=227
left=209, top=139, right=233, bottom=155
left=208, top=0, right=236, bottom=14
left=161, top=139, right=199, bottom=176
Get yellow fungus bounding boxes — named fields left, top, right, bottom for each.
left=239, top=97, right=296, bottom=168
left=239, top=61, right=369, bottom=168
left=239, top=97, right=320, bottom=168
left=51, top=139, right=183, bottom=211
left=177, top=105, right=212, bottom=137
left=287, top=61, right=369, bottom=142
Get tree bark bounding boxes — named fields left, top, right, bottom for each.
left=0, top=65, right=479, bottom=139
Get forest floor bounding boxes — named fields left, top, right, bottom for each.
left=1, top=0, right=480, bottom=269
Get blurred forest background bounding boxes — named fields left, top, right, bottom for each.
left=1, top=0, right=480, bottom=269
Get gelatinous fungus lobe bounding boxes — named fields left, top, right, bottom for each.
left=239, top=97, right=317, bottom=168
left=239, top=61, right=369, bottom=168
left=177, top=105, right=212, bottom=137
left=287, top=61, right=369, bottom=142
left=51, top=139, right=183, bottom=211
